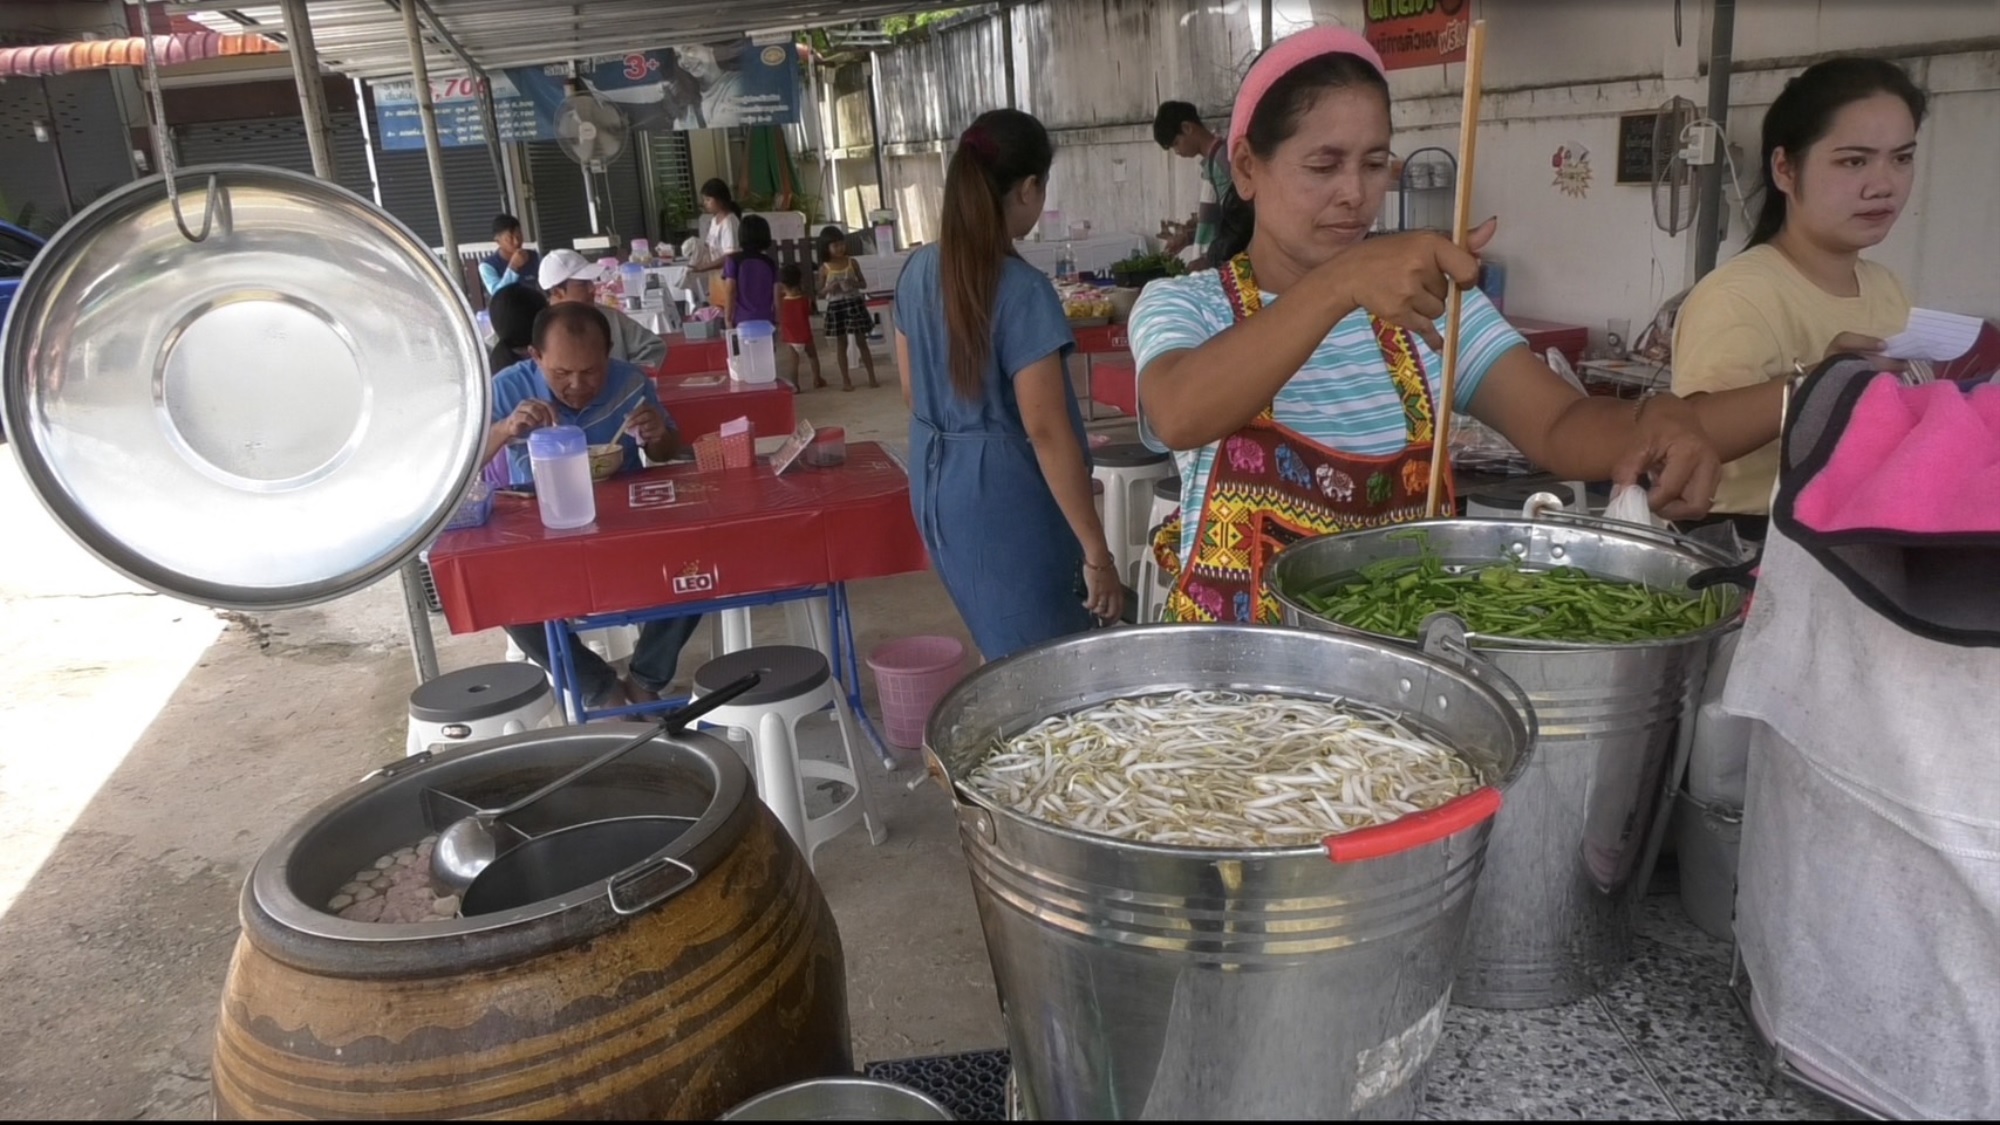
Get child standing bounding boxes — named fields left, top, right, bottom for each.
left=778, top=263, right=825, bottom=391
left=817, top=225, right=879, bottom=391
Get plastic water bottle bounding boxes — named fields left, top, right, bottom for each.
left=1057, top=242, right=1076, bottom=281
left=528, top=425, right=596, bottom=530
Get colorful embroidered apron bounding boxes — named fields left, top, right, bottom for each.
left=1162, top=254, right=1453, bottom=624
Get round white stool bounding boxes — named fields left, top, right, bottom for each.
left=406, top=662, right=560, bottom=757
left=690, top=645, right=886, bottom=871
left=1091, top=442, right=1175, bottom=593
left=713, top=599, right=836, bottom=664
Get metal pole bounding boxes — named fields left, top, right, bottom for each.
left=1261, top=0, right=1273, bottom=51
left=279, top=0, right=338, bottom=180
left=37, top=78, right=75, bottom=217
left=403, top=0, right=462, bottom=282
left=399, top=0, right=456, bottom=684
left=1691, top=0, right=1736, bottom=283
left=477, top=77, right=508, bottom=208
left=866, top=52, right=889, bottom=216
left=1002, top=6, right=1017, bottom=108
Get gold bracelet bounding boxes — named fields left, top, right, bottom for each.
left=1084, top=559, right=1118, bottom=572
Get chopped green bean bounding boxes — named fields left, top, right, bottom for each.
left=1292, top=531, right=1726, bottom=643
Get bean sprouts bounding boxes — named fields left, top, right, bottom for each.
left=965, top=690, right=1479, bottom=848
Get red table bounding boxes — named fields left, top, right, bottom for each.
left=428, top=442, right=924, bottom=635
left=660, top=332, right=729, bottom=377
left=1508, top=317, right=1590, bottom=367
left=654, top=371, right=797, bottom=439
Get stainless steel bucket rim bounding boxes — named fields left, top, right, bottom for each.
left=1268, top=516, right=1745, bottom=653
left=926, top=622, right=1532, bottom=860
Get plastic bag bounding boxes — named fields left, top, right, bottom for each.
left=1602, top=482, right=1668, bottom=529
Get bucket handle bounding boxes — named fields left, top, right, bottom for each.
left=1419, top=614, right=1539, bottom=747
left=606, top=855, right=699, bottom=915
left=1527, top=505, right=1734, bottom=566
left=1323, top=787, right=1503, bottom=863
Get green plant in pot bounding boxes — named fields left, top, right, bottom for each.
left=1111, top=249, right=1187, bottom=290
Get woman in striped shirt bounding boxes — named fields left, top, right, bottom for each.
left=1129, top=26, right=1726, bottom=624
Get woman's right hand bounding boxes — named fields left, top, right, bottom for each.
left=1318, top=219, right=1497, bottom=351
left=1083, top=553, right=1125, bottom=623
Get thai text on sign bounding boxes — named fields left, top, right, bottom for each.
left=1364, top=0, right=1473, bottom=71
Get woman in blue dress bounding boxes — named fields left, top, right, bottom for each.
left=894, top=109, right=1122, bottom=660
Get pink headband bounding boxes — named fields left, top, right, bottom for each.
left=1228, top=26, right=1387, bottom=160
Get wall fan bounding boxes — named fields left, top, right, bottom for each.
left=1652, top=95, right=1701, bottom=236
left=554, top=78, right=629, bottom=233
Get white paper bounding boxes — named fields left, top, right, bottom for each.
left=1880, top=307, right=1984, bottom=362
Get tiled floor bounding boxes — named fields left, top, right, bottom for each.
left=863, top=871, right=1859, bottom=1122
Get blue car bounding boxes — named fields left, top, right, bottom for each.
left=0, top=219, right=44, bottom=335
left=1, top=220, right=48, bottom=443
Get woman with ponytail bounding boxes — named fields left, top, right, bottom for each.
left=1130, top=26, right=1726, bottom=624
left=1672, top=57, right=1927, bottom=533
left=893, top=108, right=1122, bottom=660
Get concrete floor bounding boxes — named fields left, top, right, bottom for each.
left=0, top=343, right=1044, bottom=1118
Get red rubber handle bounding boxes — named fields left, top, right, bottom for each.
left=1322, top=787, right=1503, bottom=863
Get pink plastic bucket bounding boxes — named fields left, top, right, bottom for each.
left=866, top=636, right=968, bottom=749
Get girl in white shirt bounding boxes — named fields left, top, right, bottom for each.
left=694, top=178, right=741, bottom=304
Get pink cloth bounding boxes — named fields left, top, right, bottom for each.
left=1228, top=26, right=1385, bottom=161
left=1794, top=378, right=2000, bottom=534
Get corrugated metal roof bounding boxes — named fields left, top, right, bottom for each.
left=162, top=0, right=958, bottom=79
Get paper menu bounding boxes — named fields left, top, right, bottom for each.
left=1881, top=308, right=1986, bottom=362
left=770, top=419, right=817, bottom=476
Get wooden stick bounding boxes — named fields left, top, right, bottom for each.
left=1424, top=19, right=1488, bottom=520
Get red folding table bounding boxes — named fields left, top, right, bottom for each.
left=427, top=442, right=928, bottom=743
left=653, top=371, right=797, bottom=439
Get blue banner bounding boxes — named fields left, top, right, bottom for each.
left=370, top=39, right=799, bottom=151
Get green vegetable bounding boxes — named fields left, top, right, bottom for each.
left=1112, top=250, right=1187, bottom=277
left=1292, top=531, right=1726, bottom=643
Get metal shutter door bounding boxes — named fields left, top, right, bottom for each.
left=525, top=138, right=645, bottom=251
left=175, top=112, right=376, bottom=205
left=0, top=72, right=136, bottom=226
left=373, top=144, right=506, bottom=250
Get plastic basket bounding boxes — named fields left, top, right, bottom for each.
left=443, top=480, right=494, bottom=531
left=866, top=636, right=967, bottom=749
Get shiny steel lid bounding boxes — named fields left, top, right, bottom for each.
left=0, top=165, right=488, bottom=609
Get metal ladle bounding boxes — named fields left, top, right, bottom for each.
left=431, top=672, right=761, bottom=894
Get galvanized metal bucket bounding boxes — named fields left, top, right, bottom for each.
left=1268, top=514, right=1745, bottom=1009
left=924, top=623, right=1535, bottom=1120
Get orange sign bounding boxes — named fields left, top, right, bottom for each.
left=1364, top=0, right=1474, bottom=71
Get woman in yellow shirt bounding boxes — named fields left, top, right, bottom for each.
left=1672, top=57, right=1927, bottom=532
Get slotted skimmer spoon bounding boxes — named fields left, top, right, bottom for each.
left=431, top=671, right=761, bottom=894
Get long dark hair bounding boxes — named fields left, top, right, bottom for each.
left=700, top=177, right=742, bottom=217
left=1746, top=57, right=1927, bottom=248
left=939, top=108, right=1054, bottom=400
left=1208, top=52, right=1390, bottom=266
left=739, top=213, right=773, bottom=257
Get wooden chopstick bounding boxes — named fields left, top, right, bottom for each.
left=1424, top=19, right=1488, bottom=520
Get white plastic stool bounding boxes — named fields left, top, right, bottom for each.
left=690, top=645, right=886, bottom=870
left=714, top=599, right=835, bottom=665
left=406, top=662, right=560, bottom=757
left=1137, top=474, right=1181, bottom=624
left=1091, top=442, right=1175, bottom=593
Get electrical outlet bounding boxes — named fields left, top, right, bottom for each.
left=1680, top=121, right=1719, bottom=167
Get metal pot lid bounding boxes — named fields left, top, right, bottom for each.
left=0, top=165, right=487, bottom=610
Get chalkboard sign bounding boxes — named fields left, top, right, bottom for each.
left=1617, top=111, right=1665, bottom=185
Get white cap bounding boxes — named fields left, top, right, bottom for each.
left=538, top=248, right=607, bottom=290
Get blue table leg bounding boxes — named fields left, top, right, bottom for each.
left=545, top=619, right=582, bottom=724
left=831, top=583, right=893, bottom=766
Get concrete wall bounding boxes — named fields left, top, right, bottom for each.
left=816, top=0, right=2000, bottom=339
